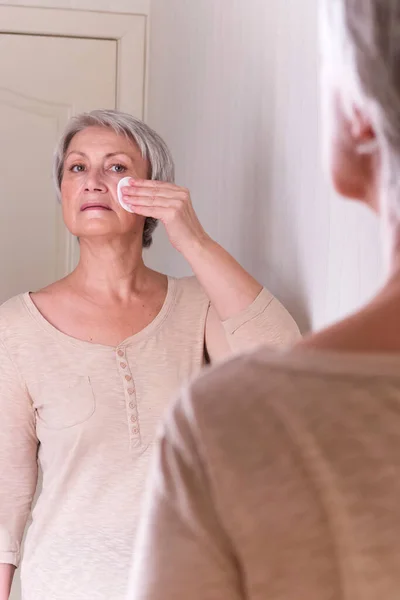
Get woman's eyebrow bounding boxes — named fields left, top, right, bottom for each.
left=65, top=151, right=86, bottom=159
left=104, top=152, right=133, bottom=160
left=65, top=150, right=131, bottom=158
left=65, top=151, right=133, bottom=161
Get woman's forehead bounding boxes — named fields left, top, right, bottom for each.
left=67, top=126, right=141, bottom=156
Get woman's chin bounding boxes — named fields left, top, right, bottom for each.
left=69, top=223, right=122, bottom=239
left=69, top=224, right=145, bottom=245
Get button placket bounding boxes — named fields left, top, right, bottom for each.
left=116, top=347, right=140, bottom=448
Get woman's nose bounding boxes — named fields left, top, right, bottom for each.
left=84, top=171, right=107, bottom=193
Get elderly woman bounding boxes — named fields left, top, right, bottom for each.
left=129, top=1, right=400, bottom=599
left=0, top=109, right=299, bottom=600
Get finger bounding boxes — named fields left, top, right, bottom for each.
left=122, top=186, right=186, bottom=200
left=128, top=205, right=169, bottom=220
left=124, top=196, right=182, bottom=209
left=131, top=179, right=184, bottom=193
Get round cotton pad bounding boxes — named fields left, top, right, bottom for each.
left=117, top=177, right=135, bottom=213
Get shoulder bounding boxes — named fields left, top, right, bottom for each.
left=166, top=346, right=371, bottom=454
left=298, top=318, right=362, bottom=352
left=0, top=293, right=42, bottom=354
left=0, top=280, right=66, bottom=336
left=0, top=293, right=29, bottom=335
left=184, top=348, right=308, bottom=415
left=159, top=350, right=331, bottom=497
left=172, top=276, right=210, bottom=307
left=166, top=349, right=306, bottom=436
left=297, top=300, right=395, bottom=353
left=174, top=275, right=207, bottom=295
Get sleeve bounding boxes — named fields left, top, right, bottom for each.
left=206, top=288, right=301, bottom=360
left=0, top=341, right=38, bottom=567
left=128, top=389, right=243, bottom=600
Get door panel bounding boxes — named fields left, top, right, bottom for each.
left=0, top=33, right=117, bottom=302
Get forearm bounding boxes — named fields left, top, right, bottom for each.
left=184, top=236, right=262, bottom=321
left=0, top=564, right=15, bottom=599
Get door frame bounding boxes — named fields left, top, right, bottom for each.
left=0, top=5, right=148, bottom=116
left=0, top=4, right=149, bottom=273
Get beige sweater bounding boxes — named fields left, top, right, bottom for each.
left=130, top=346, right=400, bottom=600
left=0, top=276, right=299, bottom=600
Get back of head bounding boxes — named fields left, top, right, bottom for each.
left=322, top=0, right=400, bottom=212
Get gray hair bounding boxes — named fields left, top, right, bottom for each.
left=54, top=109, right=175, bottom=247
left=321, top=0, right=400, bottom=215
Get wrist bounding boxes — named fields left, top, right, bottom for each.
left=182, top=234, right=217, bottom=265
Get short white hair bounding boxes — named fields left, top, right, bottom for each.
left=321, top=0, right=400, bottom=211
left=54, top=109, right=175, bottom=248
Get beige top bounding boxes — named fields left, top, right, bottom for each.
left=0, top=276, right=299, bottom=600
left=130, top=346, right=400, bottom=600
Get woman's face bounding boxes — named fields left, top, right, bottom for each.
left=61, top=126, right=149, bottom=239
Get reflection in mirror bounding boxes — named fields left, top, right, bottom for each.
left=0, top=109, right=300, bottom=599
left=0, top=15, right=300, bottom=598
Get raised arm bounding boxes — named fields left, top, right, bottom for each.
left=120, top=179, right=300, bottom=360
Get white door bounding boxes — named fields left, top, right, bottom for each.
left=0, top=34, right=115, bottom=599
left=0, top=33, right=117, bottom=303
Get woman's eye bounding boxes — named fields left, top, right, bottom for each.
left=70, top=164, right=85, bottom=173
left=110, top=164, right=127, bottom=173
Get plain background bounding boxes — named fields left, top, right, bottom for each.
left=145, top=0, right=383, bottom=332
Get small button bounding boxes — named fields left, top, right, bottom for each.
left=120, top=362, right=127, bottom=369
left=130, top=415, right=137, bottom=423
left=132, top=427, right=138, bottom=434
left=117, top=349, right=124, bottom=357
left=125, top=375, right=132, bottom=382
left=129, top=402, right=135, bottom=409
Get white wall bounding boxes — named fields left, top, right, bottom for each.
left=0, top=0, right=149, bottom=12
left=146, top=0, right=384, bottom=331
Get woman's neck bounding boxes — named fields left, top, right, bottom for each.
left=380, top=196, right=400, bottom=280
left=67, top=235, right=151, bottom=302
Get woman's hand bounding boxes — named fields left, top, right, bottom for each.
left=119, top=179, right=298, bottom=353
left=121, top=179, right=210, bottom=255
left=121, top=177, right=262, bottom=320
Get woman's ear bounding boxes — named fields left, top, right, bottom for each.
left=351, top=106, right=378, bottom=154
left=329, top=93, right=379, bottom=206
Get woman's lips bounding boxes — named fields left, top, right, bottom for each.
left=80, top=203, right=112, bottom=211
